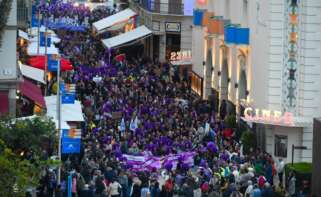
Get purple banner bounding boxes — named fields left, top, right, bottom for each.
left=120, top=152, right=196, bottom=171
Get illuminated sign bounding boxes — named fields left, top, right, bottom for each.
left=170, top=50, right=192, bottom=61
left=243, top=107, right=294, bottom=126
left=170, top=50, right=192, bottom=65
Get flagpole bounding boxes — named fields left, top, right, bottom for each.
left=57, top=55, right=62, bottom=185
left=44, top=24, right=48, bottom=96
left=37, top=10, right=40, bottom=54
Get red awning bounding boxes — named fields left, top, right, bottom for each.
left=19, top=78, right=46, bottom=107
left=28, top=56, right=73, bottom=71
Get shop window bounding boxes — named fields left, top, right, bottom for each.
left=275, top=135, right=288, bottom=157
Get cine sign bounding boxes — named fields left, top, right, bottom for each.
left=243, top=107, right=294, bottom=126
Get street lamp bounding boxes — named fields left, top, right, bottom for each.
left=55, top=55, right=62, bottom=185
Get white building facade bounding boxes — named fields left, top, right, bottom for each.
left=131, top=0, right=193, bottom=62
left=191, top=0, right=321, bottom=163
left=0, top=0, right=18, bottom=117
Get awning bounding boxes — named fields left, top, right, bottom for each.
left=27, top=42, right=59, bottom=55
left=45, top=96, right=84, bottom=122
left=30, top=35, right=61, bottom=43
left=19, top=78, right=46, bottom=107
left=28, top=56, right=73, bottom=71
left=19, top=62, right=45, bottom=83
left=28, top=26, right=56, bottom=36
left=18, top=30, right=29, bottom=40
left=102, top=26, right=152, bottom=49
left=93, top=8, right=136, bottom=34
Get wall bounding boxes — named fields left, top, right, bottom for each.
left=265, top=125, right=303, bottom=163
left=0, top=0, right=17, bottom=117
left=312, top=118, right=321, bottom=196
left=191, top=26, right=205, bottom=77
left=0, top=0, right=17, bottom=81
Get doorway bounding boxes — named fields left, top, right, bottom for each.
left=166, top=33, right=181, bottom=60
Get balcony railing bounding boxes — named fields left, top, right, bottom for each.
left=138, top=0, right=184, bottom=15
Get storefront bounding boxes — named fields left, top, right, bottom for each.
left=165, top=22, right=181, bottom=60
left=242, top=107, right=312, bottom=163
left=170, top=49, right=192, bottom=81
left=190, top=71, right=203, bottom=97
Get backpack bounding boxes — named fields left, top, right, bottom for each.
left=165, top=180, right=174, bottom=192
left=201, top=182, right=209, bottom=193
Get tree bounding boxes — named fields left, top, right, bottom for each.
left=0, top=116, right=56, bottom=155
left=0, top=117, right=60, bottom=196
left=0, top=140, right=39, bottom=196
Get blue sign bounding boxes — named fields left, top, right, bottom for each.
left=235, top=28, right=250, bottom=45
left=59, top=83, right=65, bottom=93
left=47, top=54, right=59, bottom=71
left=62, top=138, right=81, bottom=154
left=31, top=5, right=39, bottom=27
left=62, top=94, right=75, bottom=104
left=40, top=32, right=51, bottom=47
left=193, top=9, right=204, bottom=26
left=224, top=26, right=237, bottom=44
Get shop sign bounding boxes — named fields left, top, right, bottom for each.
left=170, top=50, right=192, bottom=62
left=165, top=22, right=181, bottom=32
left=243, top=107, right=294, bottom=126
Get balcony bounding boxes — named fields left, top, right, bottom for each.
left=137, top=0, right=184, bottom=15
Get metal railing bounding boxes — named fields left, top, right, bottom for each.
left=138, top=0, right=184, bottom=15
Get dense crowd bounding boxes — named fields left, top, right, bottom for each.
left=29, top=2, right=306, bottom=197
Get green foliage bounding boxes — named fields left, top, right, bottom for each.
left=224, top=114, right=237, bottom=128
left=0, top=117, right=59, bottom=195
left=285, top=162, right=312, bottom=175
left=0, top=116, right=56, bottom=155
left=0, top=145, right=38, bottom=196
left=240, top=130, right=256, bottom=154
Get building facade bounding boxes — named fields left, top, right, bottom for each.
left=130, top=0, right=193, bottom=62
left=192, top=0, right=321, bottom=163
left=0, top=0, right=19, bottom=117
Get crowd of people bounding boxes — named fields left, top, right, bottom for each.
left=26, top=2, right=308, bottom=197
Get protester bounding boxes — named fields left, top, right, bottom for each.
left=29, top=1, right=283, bottom=197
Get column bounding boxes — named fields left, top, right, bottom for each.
left=228, top=45, right=237, bottom=104
left=8, top=87, right=16, bottom=117
left=204, top=38, right=213, bottom=99
left=159, top=34, right=166, bottom=62
left=213, top=36, right=220, bottom=90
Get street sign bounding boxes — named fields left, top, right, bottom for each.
left=294, top=146, right=307, bottom=150
left=62, top=138, right=81, bottom=154
left=47, top=54, right=59, bottom=71
left=61, top=94, right=75, bottom=104
left=40, top=32, right=51, bottom=47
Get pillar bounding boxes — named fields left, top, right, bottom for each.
left=8, top=87, right=16, bottom=117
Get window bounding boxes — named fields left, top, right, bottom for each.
left=275, top=135, right=288, bottom=157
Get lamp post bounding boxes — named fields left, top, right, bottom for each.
left=291, top=144, right=307, bottom=166
left=56, top=55, right=62, bottom=185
